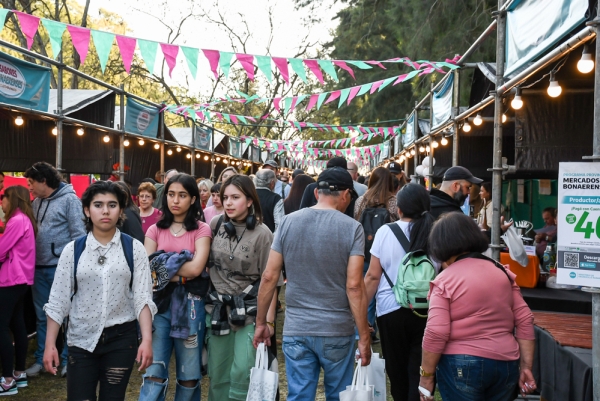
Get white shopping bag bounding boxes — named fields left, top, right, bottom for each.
left=367, top=353, right=386, bottom=400
left=246, top=343, right=279, bottom=401
left=339, top=364, right=374, bottom=401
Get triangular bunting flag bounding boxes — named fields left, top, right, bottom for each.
left=304, top=59, right=324, bottom=84
left=316, top=93, right=328, bottom=110
left=345, top=60, right=372, bottom=70
left=160, top=43, right=179, bottom=77
left=272, top=57, right=289, bottom=85
left=306, top=94, right=319, bottom=111
left=289, top=58, right=307, bottom=83
left=138, top=39, right=158, bottom=74
left=283, top=97, right=293, bottom=116
left=325, top=90, right=341, bottom=105
left=41, top=19, right=66, bottom=59
left=0, top=9, right=8, bottom=36
left=116, top=35, right=137, bottom=74
left=202, top=49, right=220, bottom=79
left=14, top=11, right=39, bottom=50
left=236, top=53, right=255, bottom=80
left=357, top=83, right=372, bottom=96
left=219, top=51, right=233, bottom=78
left=338, top=88, right=351, bottom=108
left=181, top=46, right=198, bottom=78
left=333, top=60, right=355, bottom=79
left=347, top=86, right=361, bottom=105
left=318, top=60, right=338, bottom=82
left=256, top=55, right=272, bottom=82
left=90, top=29, right=114, bottom=73
left=67, top=25, right=91, bottom=65
left=370, top=80, right=384, bottom=94
left=377, top=76, right=397, bottom=92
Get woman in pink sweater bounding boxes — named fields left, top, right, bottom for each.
left=0, top=186, right=37, bottom=395
left=419, top=213, right=536, bottom=401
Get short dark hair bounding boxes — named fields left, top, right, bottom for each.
left=428, top=212, right=489, bottom=262
left=543, top=207, right=557, bottom=218
left=24, top=162, right=62, bottom=189
left=210, top=183, right=222, bottom=193
left=157, top=173, right=205, bottom=229
left=81, top=181, right=128, bottom=232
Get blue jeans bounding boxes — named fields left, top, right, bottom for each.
left=139, top=297, right=206, bottom=401
left=436, top=354, right=519, bottom=401
left=33, top=267, right=68, bottom=366
left=283, top=335, right=355, bottom=401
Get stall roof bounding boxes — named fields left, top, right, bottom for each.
left=169, top=127, right=227, bottom=150
left=48, top=89, right=113, bottom=115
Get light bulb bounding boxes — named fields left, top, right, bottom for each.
left=196, top=153, right=201, bottom=159
left=419, top=146, right=425, bottom=153
left=124, top=139, right=130, bottom=146
left=577, top=45, right=594, bottom=73
left=224, top=159, right=229, bottom=164
left=441, top=137, right=449, bottom=146
left=410, top=149, right=416, bottom=156
left=204, top=155, right=209, bottom=161
left=216, top=156, right=221, bottom=161
left=176, top=147, right=182, bottom=152
left=432, top=140, right=439, bottom=148
left=77, top=128, right=84, bottom=136
left=14, top=115, right=23, bottom=126
left=138, top=139, right=145, bottom=145
left=547, top=73, right=562, bottom=98
left=52, top=127, right=57, bottom=135
left=502, top=113, right=507, bottom=123
left=473, top=114, right=483, bottom=126
left=463, top=122, right=471, bottom=132
left=102, top=135, right=110, bottom=143
left=167, top=149, right=173, bottom=155
left=511, top=88, right=523, bottom=109
left=426, top=145, right=431, bottom=152
left=154, top=143, right=160, bottom=150
left=186, top=154, right=191, bottom=159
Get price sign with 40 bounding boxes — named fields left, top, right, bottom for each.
left=566, top=211, right=600, bottom=239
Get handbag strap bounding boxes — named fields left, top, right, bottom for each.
left=254, top=342, right=269, bottom=370
left=380, top=223, right=410, bottom=288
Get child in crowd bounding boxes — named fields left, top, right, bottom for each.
left=202, top=183, right=224, bottom=224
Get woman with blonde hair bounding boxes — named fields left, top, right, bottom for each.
left=216, top=167, right=238, bottom=184
left=198, top=179, right=214, bottom=210
left=0, top=186, right=37, bottom=395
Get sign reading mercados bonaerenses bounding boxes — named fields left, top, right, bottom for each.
left=0, top=60, right=26, bottom=98
left=557, top=162, right=600, bottom=287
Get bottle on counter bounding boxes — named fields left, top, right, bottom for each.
left=542, top=243, right=556, bottom=273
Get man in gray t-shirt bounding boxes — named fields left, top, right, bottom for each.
left=254, top=167, right=371, bottom=401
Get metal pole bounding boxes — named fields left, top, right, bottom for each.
left=491, top=2, right=506, bottom=261
left=211, top=124, right=215, bottom=181
left=119, top=85, right=125, bottom=182
left=457, top=21, right=498, bottom=66
left=428, top=83, right=434, bottom=190
left=452, top=67, right=460, bottom=166
left=159, top=112, right=165, bottom=180
left=190, top=123, right=196, bottom=176
left=413, top=103, right=420, bottom=183
left=55, top=48, right=63, bottom=170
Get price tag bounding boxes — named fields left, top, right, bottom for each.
left=557, top=162, right=600, bottom=287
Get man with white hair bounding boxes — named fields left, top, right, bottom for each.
left=254, top=169, right=284, bottom=233
left=347, top=161, right=367, bottom=196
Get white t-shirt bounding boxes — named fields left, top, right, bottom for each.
left=369, top=221, right=411, bottom=317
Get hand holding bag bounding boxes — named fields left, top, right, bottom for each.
left=246, top=343, right=279, bottom=401
left=339, top=363, right=374, bottom=401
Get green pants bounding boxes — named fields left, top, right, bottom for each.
left=206, top=314, right=256, bottom=401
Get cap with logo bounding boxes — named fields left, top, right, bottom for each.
left=442, top=166, right=483, bottom=184
left=263, top=160, right=279, bottom=169
left=387, top=162, right=403, bottom=174
left=317, top=167, right=358, bottom=199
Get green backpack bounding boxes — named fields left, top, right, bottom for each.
left=381, top=223, right=436, bottom=317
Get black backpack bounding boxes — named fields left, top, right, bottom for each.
left=359, top=205, right=392, bottom=262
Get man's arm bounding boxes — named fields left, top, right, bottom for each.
left=253, top=249, right=284, bottom=348
left=347, top=254, right=371, bottom=366
left=273, top=199, right=284, bottom=232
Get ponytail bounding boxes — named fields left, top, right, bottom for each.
left=396, top=184, right=435, bottom=253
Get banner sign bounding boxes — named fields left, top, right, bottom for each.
left=0, top=50, right=50, bottom=111
left=403, top=113, right=415, bottom=147
left=195, top=125, right=213, bottom=151
left=251, top=145, right=260, bottom=162
left=557, top=162, right=600, bottom=287
left=125, top=97, right=159, bottom=137
left=432, top=74, right=453, bottom=128
left=229, top=137, right=242, bottom=158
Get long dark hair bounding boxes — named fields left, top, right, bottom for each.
left=81, top=181, right=127, bottom=232
left=4, top=186, right=38, bottom=237
left=284, top=174, right=315, bottom=214
left=396, top=183, right=436, bottom=253
left=363, top=167, right=395, bottom=207
left=220, top=175, right=263, bottom=225
left=428, top=212, right=489, bottom=262
left=157, top=173, right=204, bottom=230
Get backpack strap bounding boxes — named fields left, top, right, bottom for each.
left=72, top=235, right=88, bottom=301
left=120, top=233, right=135, bottom=290
left=380, top=223, right=411, bottom=289
left=213, top=215, right=224, bottom=237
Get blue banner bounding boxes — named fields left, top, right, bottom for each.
left=195, top=125, right=213, bottom=150
left=125, top=97, right=159, bottom=137
left=0, top=51, right=50, bottom=111
left=229, top=137, right=242, bottom=158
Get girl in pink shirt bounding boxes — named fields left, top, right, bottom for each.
left=202, top=183, right=224, bottom=225
left=0, top=186, right=37, bottom=395
left=419, top=213, right=536, bottom=401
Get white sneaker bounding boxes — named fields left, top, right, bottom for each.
left=60, top=365, right=67, bottom=378
left=11, top=372, right=26, bottom=388
left=24, top=363, right=45, bottom=377
left=0, top=377, right=17, bottom=396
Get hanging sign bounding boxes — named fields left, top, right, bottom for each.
left=125, top=97, right=159, bottom=137
left=229, top=137, right=242, bottom=158
left=0, top=50, right=50, bottom=111
left=195, top=125, right=213, bottom=151
left=557, top=162, right=600, bottom=287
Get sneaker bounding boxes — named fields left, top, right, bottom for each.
left=24, top=363, right=45, bottom=377
left=60, top=365, right=67, bottom=378
left=11, top=373, right=26, bottom=388
left=0, top=377, right=17, bottom=396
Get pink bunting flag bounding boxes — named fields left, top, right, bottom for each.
left=379, top=127, right=384, bottom=136
left=230, top=114, right=239, bottom=124
left=419, top=67, right=435, bottom=76
left=290, top=96, right=299, bottom=110
left=351, top=137, right=357, bottom=144
left=325, top=90, right=341, bottom=104
left=236, top=53, right=255, bottom=81
left=333, top=60, right=355, bottom=79
left=116, top=35, right=137, bottom=74
left=160, top=43, right=179, bottom=77
left=247, top=116, right=257, bottom=123
left=304, top=59, right=324, bottom=84
left=403, top=57, right=420, bottom=70
left=202, top=49, right=220, bottom=79
left=272, top=57, right=289, bottom=85
left=366, top=60, right=386, bottom=69
left=370, top=80, right=384, bottom=94
left=330, top=139, right=336, bottom=147
left=66, top=25, right=91, bottom=65
left=393, top=74, right=408, bottom=85
left=273, top=98, right=282, bottom=113
left=305, top=94, right=319, bottom=111
left=14, top=11, right=40, bottom=50
left=347, top=86, right=361, bottom=105
left=214, top=112, right=223, bottom=121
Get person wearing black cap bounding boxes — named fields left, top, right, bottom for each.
left=299, top=157, right=357, bottom=218
left=387, top=162, right=408, bottom=188
left=253, top=167, right=371, bottom=400
left=430, top=166, right=483, bottom=219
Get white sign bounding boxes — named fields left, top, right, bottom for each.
left=557, top=162, right=600, bottom=287
left=136, top=111, right=150, bottom=132
left=0, top=60, right=25, bottom=98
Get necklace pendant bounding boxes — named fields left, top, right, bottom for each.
left=98, top=255, right=107, bottom=265
left=229, top=255, right=234, bottom=260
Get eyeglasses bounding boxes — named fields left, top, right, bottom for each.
left=138, top=194, right=153, bottom=199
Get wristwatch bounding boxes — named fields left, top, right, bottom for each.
left=420, top=366, right=434, bottom=377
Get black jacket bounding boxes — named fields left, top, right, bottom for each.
left=430, top=188, right=462, bottom=219
left=299, top=182, right=356, bottom=219
left=256, top=188, right=282, bottom=233
left=121, top=206, right=145, bottom=244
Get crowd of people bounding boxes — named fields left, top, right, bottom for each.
left=0, top=158, right=539, bottom=401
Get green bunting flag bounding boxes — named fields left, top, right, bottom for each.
left=289, top=58, right=307, bottom=83
left=90, top=29, right=114, bottom=73
left=256, top=55, right=272, bottom=82
left=346, top=60, right=372, bottom=70
left=41, top=19, right=66, bottom=59
left=318, top=60, right=338, bottom=82
left=181, top=46, right=199, bottom=79
left=316, top=93, right=328, bottom=110
left=138, top=39, right=158, bottom=74
left=338, top=88, right=351, bottom=108
left=284, top=97, right=293, bottom=116
left=0, top=9, right=8, bottom=36
left=219, top=51, right=234, bottom=78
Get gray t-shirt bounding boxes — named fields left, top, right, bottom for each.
left=272, top=208, right=365, bottom=336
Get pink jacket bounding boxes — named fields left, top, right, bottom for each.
left=0, top=209, right=36, bottom=286
left=422, top=257, right=534, bottom=361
